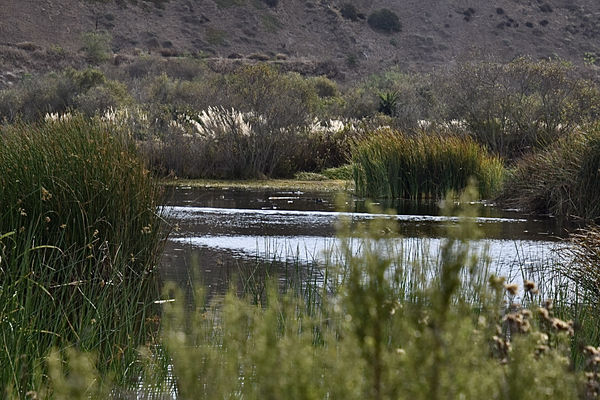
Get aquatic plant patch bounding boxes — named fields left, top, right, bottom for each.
left=352, top=129, right=504, bottom=199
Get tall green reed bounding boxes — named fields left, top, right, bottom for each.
left=499, top=125, right=600, bottom=220
left=352, top=129, right=504, bottom=199
left=0, top=117, right=165, bottom=396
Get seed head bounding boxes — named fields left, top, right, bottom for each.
left=524, top=280, right=538, bottom=294
left=504, top=283, right=519, bottom=296
left=538, top=307, right=550, bottom=321
left=41, top=187, right=52, bottom=201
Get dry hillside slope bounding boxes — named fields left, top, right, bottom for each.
left=1, top=0, right=600, bottom=83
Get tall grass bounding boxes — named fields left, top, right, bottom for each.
left=499, top=126, right=600, bottom=220
left=352, top=129, right=504, bottom=199
left=0, top=117, right=165, bottom=396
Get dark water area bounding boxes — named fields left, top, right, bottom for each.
left=159, top=186, right=575, bottom=295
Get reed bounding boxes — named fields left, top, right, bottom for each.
left=352, top=129, right=504, bottom=199
left=499, top=126, right=600, bottom=220
left=0, top=117, right=165, bottom=396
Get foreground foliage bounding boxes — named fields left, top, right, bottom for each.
left=35, top=188, right=600, bottom=399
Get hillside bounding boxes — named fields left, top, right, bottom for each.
left=2, top=0, right=600, bottom=85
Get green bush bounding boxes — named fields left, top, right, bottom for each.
left=81, top=31, right=112, bottom=64
left=311, top=75, right=338, bottom=98
left=74, top=80, right=132, bottom=116
left=435, top=57, right=600, bottom=159
left=340, top=68, right=434, bottom=129
left=340, top=3, right=360, bottom=21
left=367, top=9, right=402, bottom=33
left=321, top=164, right=353, bottom=180
left=352, top=129, right=505, bottom=199
left=0, top=68, right=108, bottom=122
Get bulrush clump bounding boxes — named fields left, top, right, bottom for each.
left=352, top=129, right=504, bottom=199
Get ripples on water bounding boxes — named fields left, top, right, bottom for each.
left=160, top=187, right=573, bottom=298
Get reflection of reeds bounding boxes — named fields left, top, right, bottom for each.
left=352, top=129, right=504, bottom=199
left=0, top=117, right=164, bottom=395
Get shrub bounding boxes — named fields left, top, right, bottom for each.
left=498, top=126, right=600, bottom=220
left=311, top=75, right=338, bottom=98
left=340, top=3, right=359, bottom=21
left=321, top=164, right=353, bottom=180
left=144, top=106, right=303, bottom=178
left=145, top=73, right=217, bottom=110
left=434, top=57, right=600, bottom=159
left=81, top=31, right=112, bottom=64
left=221, top=64, right=318, bottom=129
left=341, top=69, right=434, bottom=130
left=74, top=80, right=132, bottom=116
left=352, top=129, right=505, bottom=199
left=262, top=0, right=277, bottom=7
left=367, top=9, right=402, bottom=33
left=0, top=68, right=108, bottom=122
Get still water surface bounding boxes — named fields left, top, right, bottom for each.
left=160, top=186, right=573, bottom=295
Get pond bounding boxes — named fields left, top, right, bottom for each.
left=160, top=186, right=574, bottom=298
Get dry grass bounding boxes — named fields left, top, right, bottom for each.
left=160, top=178, right=353, bottom=192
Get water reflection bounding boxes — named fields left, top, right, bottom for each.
left=160, top=186, right=571, bottom=295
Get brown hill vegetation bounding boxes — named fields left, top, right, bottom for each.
left=2, top=0, right=600, bottom=85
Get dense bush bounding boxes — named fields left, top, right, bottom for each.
left=74, top=79, right=132, bottom=116
left=311, top=75, right=339, bottom=98
left=142, top=108, right=356, bottom=178
left=81, top=31, right=112, bottom=64
left=367, top=9, right=402, bottom=33
left=353, top=129, right=505, bottom=199
left=435, top=57, right=600, bottom=159
left=499, top=126, right=600, bottom=220
left=340, top=69, right=434, bottom=130
left=340, top=3, right=360, bottom=21
left=0, top=68, right=126, bottom=122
